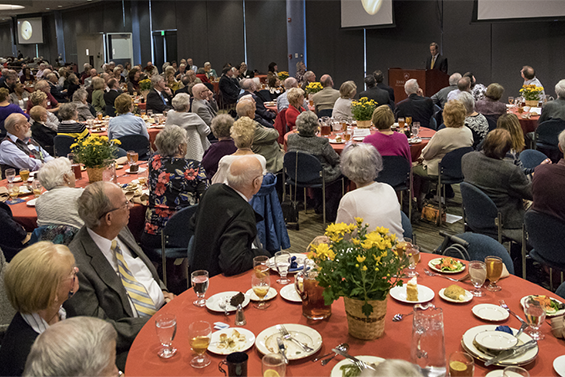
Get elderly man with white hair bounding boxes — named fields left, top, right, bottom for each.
left=146, top=74, right=172, bottom=113
left=312, top=74, right=340, bottom=113
left=394, top=78, right=435, bottom=129
left=300, top=70, right=316, bottom=91
left=192, top=83, right=218, bottom=127
left=35, top=63, right=47, bottom=79
left=0, top=113, right=53, bottom=174
left=431, top=72, right=462, bottom=108
left=189, top=155, right=271, bottom=278
left=276, top=77, right=310, bottom=112
left=539, top=79, right=565, bottom=123
left=238, top=78, right=275, bottom=127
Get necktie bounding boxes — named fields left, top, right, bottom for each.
left=112, top=240, right=157, bottom=317
left=431, top=56, right=436, bottom=69
left=160, top=93, right=167, bottom=105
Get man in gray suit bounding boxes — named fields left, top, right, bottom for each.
left=312, top=74, right=340, bottom=113
left=64, top=181, right=174, bottom=369
left=431, top=72, right=461, bottom=108
left=192, top=83, right=218, bottom=127
left=539, top=79, right=565, bottom=123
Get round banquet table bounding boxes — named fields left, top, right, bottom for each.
left=283, top=127, right=436, bottom=162
left=508, top=106, right=540, bottom=135
left=125, top=253, right=565, bottom=377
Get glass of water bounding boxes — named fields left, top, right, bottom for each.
left=5, top=168, right=15, bottom=183
left=154, top=313, right=177, bottom=358
left=524, top=296, right=546, bottom=340
left=191, top=270, right=209, bottom=307
left=468, top=260, right=486, bottom=297
left=412, top=122, right=420, bottom=139
left=274, top=251, right=291, bottom=284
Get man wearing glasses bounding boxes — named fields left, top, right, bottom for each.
left=65, top=181, right=174, bottom=370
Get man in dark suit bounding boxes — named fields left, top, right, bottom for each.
left=238, top=79, right=275, bottom=127
left=103, top=78, right=122, bottom=116
left=394, top=79, right=435, bottom=129
left=64, top=182, right=174, bottom=369
left=358, top=75, right=393, bottom=110
left=539, top=79, right=565, bottom=123
left=0, top=71, right=16, bottom=93
left=189, top=156, right=270, bottom=278
left=46, top=73, right=68, bottom=103
left=219, top=66, right=240, bottom=105
left=146, top=74, right=173, bottom=113
left=373, top=70, right=395, bottom=103
left=425, top=42, right=448, bottom=74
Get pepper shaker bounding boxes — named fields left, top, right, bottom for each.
left=235, top=304, right=247, bottom=326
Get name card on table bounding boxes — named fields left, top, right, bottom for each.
left=353, top=128, right=371, bottom=137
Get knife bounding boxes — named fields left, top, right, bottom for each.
left=332, top=348, right=377, bottom=371
left=277, top=337, right=289, bottom=364
left=484, top=340, right=537, bottom=366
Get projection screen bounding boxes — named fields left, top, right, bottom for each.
left=341, top=0, right=394, bottom=29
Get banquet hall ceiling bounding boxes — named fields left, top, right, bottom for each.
left=0, top=0, right=102, bottom=20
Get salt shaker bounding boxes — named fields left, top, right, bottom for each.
left=235, top=304, right=247, bottom=326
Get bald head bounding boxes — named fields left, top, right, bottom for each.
left=284, top=77, right=298, bottom=89
left=192, top=83, right=207, bottom=99
left=236, top=96, right=255, bottom=118
left=320, top=74, right=333, bottom=88
left=227, top=156, right=263, bottom=198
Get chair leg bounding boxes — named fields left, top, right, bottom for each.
left=322, top=180, right=326, bottom=225
left=521, top=225, right=527, bottom=280
left=186, top=259, right=190, bottom=289
left=161, top=232, right=167, bottom=287
left=408, top=190, right=412, bottom=222
left=436, top=177, right=442, bottom=227
left=304, top=188, right=307, bottom=214
left=550, top=267, right=554, bottom=291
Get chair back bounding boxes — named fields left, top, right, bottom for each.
left=439, top=147, right=473, bottom=182
left=460, top=182, right=500, bottom=236
left=162, top=205, right=198, bottom=249
left=118, top=135, right=151, bottom=160
left=485, top=116, right=497, bottom=132
left=283, top=151, right=323, bottom=185
left=401, top=211, right=412, bottom=240
left=105, top=105, right=116, bottom=117
left=317, top=109, right=333, bottom=118
left=53, top=135, right=76, bottom=157
left=273, top=108, right=288, bottom=144
left=454, top=233, right=515, bottom=275
left=376, top=156, right=410, bottom=190
left=525, top=210, right=565, bottom=266
left=536, top=119, right=565, bottom=148
left=519, top=149, right=548, bottom=170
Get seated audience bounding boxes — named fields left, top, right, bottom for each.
left=29, top=105, right=56, bottom=157
left=286, top=87, right=306, bottom=130
left=192, top=83, right=218, bottom=127
left=165, top=93, right=210, bottom=161
left=64, top=181, right=174, bottom=370
left=84, top=68, right=98, bottom=88
left=127, top=67, right=141, bottom=95
left=462, top=129, right=532, bottom=234
left=0, top=87, right=28, bottom=138
left=104, top=78, right=122, bottom=114
left=189, top=156, right=271, bottom=277
left=295, top=61, right=306, bottom=85
left=219, top=66, right=240, bottom=106
left=196, top=68, right=210, bottom=83
left=431, top=72, right=461, bottom=108
left=0, top=113, right=54, bottom=172
left=332, top=80, right=357, bottom=119
left=539, top=79, right=565, bottom=123
left=476, top=83, right=507, bottom=122
left=108, top=93, right=149, bottom=141
left=447, top=76, right=471, bottom=103
left=91, top=77, right=106, bottom=115
left=20, top=67, right=34, bottom=84
left=204, top=62, right=217, bottom=80
left=358, top=75, right=393, bottom=110
left=202, top=114, right=237, bottom=181
left=521, top=65, right=545, bottom=97
left=457, top=91, right=489, bottom=148
left=141, top=125, right=208, bottom=251
left=66, top=74, right=80, bottom=100
left=238, top=79, right=276, bottom=127
left=0, top=242, right=78, bottom=377
left=22, top=317, right=118, bottom=377
left=29, top=90, right=59, bottom=131
left=57, top=103, right=90, bottom=139
left=0, top=202, right=28, bottom=262
left=374, top=69, right=395, bottom=103
left=364, top=104, right=411, bottom=163
left=465, top=72, right=487, bottom=102
left=164, top=67, right=180, bottom=92
left=72, top=88, right=95, bottom=122
left=9, top=82, right=30, bottom=112
left=287, top=111, right=342, bottom=222
left=36, top=158, right=84, bottom=229
left=46, top=73, right=67, bottom=104
left=267, top=74, right=282, bottom=100
left=278, top=77, right=309, bottom=112
left=337, top=143, right=404, bottom=239
left=395, top=79, right=435, bottom=129
left=301, top=71, right=316, bottom=91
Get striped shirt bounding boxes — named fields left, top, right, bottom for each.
left=57, top=120, right=90, bottom=139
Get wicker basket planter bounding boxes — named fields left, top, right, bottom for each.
left=86, top=166, right=105, bottom=183
left=344, top=296, right=388, bottom=340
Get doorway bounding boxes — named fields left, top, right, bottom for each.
left=152, top=30, right=177, bottom=71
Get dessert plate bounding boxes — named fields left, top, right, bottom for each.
left=390, top=284, right=434, bottom=304
left=472, top=304, right=509, bottom=322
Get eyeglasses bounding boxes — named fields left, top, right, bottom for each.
left=98, top=199, right=131, bottom=219
left=65, top=266, right=79, bottom=284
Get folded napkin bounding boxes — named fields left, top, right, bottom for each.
left=124, top=191, right=148, bottom=206
left=551, top=314, right=565, bottom=339
left=495, top=325, right=513, bottom=335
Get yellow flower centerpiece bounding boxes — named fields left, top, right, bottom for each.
left=307, top=218, right=408, bottom=339
left=519, top=84, right=544, bottom=106
left=278, top=71, right=289, bottom=81
left=139, top=78, right=152, bottom=92
left=305, top=81, right=323, bottom=95
left=351, top=97, right=377, bottom=128
left=71, top=135, right=122, bottom=182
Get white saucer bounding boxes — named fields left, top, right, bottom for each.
left=126, top=167, right=146, bottom=174
left=390, top=284, right=435, bottom=304
left=205, top=291, right=250, bottom=313
left=245, top=287, right=278, bottom=301
left=438, top=287, right=473, bottom=303
left=26, top=198, right=37, bottom=207
left=472, top=304, right=509, bottom=321
left=280, top=284, right=302, bottom=303
left=554, top=355, right=565, bottom=377
left=331, top=356, right=385, bottom=377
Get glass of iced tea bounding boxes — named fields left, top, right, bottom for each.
left=19, top=169, right=29, bottom=182
left=406, top=245, right=420, bottom=277
left=188, top=320, right=212, bottom=368
left=398, top=118, right=405, bottom=129
left=32, top=179, right=42, bottom=198
left=97, top=112, right=103, bottom=121
left=485, top=256, right=503, bottom=292
left=295, top=260, right=331, bottom=320
left=449, top=351, right=474, bottom=377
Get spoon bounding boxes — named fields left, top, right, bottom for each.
left=312, top=342, right=347, bottom=363
left=321, top=343, right=349, bottom=366
left=392, top=303, right=434, bottom=322
left=218, top=297, right=229, bottom=317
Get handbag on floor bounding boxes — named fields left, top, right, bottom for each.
left=420, top=200, right=447, bottom=225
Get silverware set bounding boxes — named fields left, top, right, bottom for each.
left=423, top=268, right=470, bottom=283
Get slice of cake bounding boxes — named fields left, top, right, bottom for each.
left=406, top=277, right=418, bottom=301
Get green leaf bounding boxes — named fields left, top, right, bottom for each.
left=361, top=302, right=374, bottom=317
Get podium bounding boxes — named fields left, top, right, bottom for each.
left=388, top=68, right=449, bottom=103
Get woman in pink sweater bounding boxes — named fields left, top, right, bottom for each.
left=363, top=105, right=411, bottom=163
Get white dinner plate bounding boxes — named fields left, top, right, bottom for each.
left=390, top=284, right=435, bottom=304
left=245, top=287, right=278, bottom=302
left=331, top=356, right=385, bottom=377
left=125, top=167, right=147, bottom=174
left=520, top=295, right=565, bottom=317
left=461, top=325, right=538, bottom=367
left=268, top=253, right=307, bottom=274
left=428, top=257, right=466, bottom=274
left=438, top=287, right=473, bottom=304
left=207, top=328, right=255, bottom=355
left=205, top=291, right=250, bottom=313
left=280, top=284, right=302, bottom=303
left=255, top=323, right=322, bottom=361
left=485, top=370, right=504, bottom=377
left=554, top=355, right=565, bottom=377
left=26, top=198, right=37, bottom=207
left=328, top=139, right=345, bottom=144
left=408, top=138, right=422, bottom=144
left=474, top=330, right=518, bottom=351
left=353, top=136, right=365, bottom=142
left=472, top=304, right=509, bottom=322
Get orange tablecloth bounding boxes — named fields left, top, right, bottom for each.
left=508, top=107, right=539, bottom=134
left=125, top=252, right=564, bottom=377
left=284, top=127, right=436, bottom=162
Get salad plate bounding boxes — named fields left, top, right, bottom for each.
left=520, top=295, right=565, bottom=317
left=428, top=257, right=466, bottom=274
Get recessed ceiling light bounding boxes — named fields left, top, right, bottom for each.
left=0, top=4, right=24, bottom=10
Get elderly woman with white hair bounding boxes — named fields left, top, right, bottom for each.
left=165, top=92, right=210, bottom=161
left=36, top=157, right=84, bottom=229
left=0, top=242, right=79, bottom=377
left=56, top=102, right=89, bottom=139
left=457, top=91, right=489, bottom=148
left=337, top=143, right=404, bottom=238
left=287, top=111, right=342, bottom=221
left=23, top=317, right=118, bottom=377
left=332, top=80, right=357, bottom=119
left=71, top=88, right=94, bottom=122
left=141, top=125, right=208, bottom=251
left=286, top=87, right=306, bottom=130
left=204, top=62, right=217, bottom=80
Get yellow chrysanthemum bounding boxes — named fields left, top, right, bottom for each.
left=356, top=255, right=366, bottom=263
left=354, top=217, right=363, bottom=224
left=375, top=226, right=389, bottom=235
left=361, top=265, right=368, bottom=271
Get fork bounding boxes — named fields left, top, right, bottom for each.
left=499, top=300, right=527, bottom=324
left=424, top=268, right=469, bottom=282
left=277, top=325, right=314, bottom=352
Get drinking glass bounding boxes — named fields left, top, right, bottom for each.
left=8, top=183, right=19, bottom=204
left=97, top=111, right=103, bottom=121
left=508, top=96, right=515, bottom=105
left=188, top=320, right=212, bottom=368
left=32, top=179, right=42, bottom=198
left=254, top=255, right=270, bottom=270
left=252, top=267, right=271, bottom=309
left=19, top=169, right=29, bottom=182
left=191, top=270, right=209, bottom=307
left=262, top=353, right=286, bottom=377
left=395, top=237, right=412, bottom=258
left=274, top=251, right=291, bottom=284
left=449, top=351, right=474, bottom=377
left=406, top=116, right=413, bottom=126
left=5, top=168, right=16, bottom=183
left=406, top=245, right=420, bottom=277
left=398, top=118, right=405, bottom=129
left=410, top=306, right=446, bottom=376
left=412, top=122, right=420, bottom=138
left=485, top=256, right=503, bottom=292
left=154, top=313, right=177, bottom=358
left=147, top=109, right=154, bottom=117
left=503, top=366, right=530, bottom=377
left=468, top=260, right=486, bottom=297
left=524, top=296, right=545, bottom=340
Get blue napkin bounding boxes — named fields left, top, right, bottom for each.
left=6, top=198, right=25, bottom=205
left=289, top=256, right=304, bottom=272
left=495, top=325, right=513, bottom=334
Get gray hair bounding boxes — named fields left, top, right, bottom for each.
left=559, top=129, right=565, bottom=151
left=241, top=78, right=255, bottom=92
left=340, top=143, right=382, bottom=184
left=156, top=125, right=187, bottom=156
left=457, top=91, right=475, bottom=115
left=58, top=103, right=78, bottom=121
left=449, top=72, right=462, bottom=86
left=211, top=114, right=234, bottom=138
left=37, top=158, right=73, bottom=190
left=72, top=88, right=87, bottom=102
left=555, top=79, right=565, bottom=99
left=236, top=96, right=255, bottom=117
left=296, top=111, right=319, bottom=136
left=4, top=113, right=26, bottom=133
left=151, top=74, right=164, bottom=87
left=404, top=79, right=419, bottom=95
left=23, top=317, right=117, bottom=377
left=172, top=93, right=190, bottom=111
left=304, top=71, right=315, bottom=81
left=77, top=182, right=115, bottom=229
left=284, top=77, right=297, bottom=89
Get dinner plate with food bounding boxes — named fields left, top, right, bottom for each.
left=331, top=355, right=385, bottom=377
left=439, top=285, right=473, bottom=303
left=428, top=257, right=466, bottom=274
left=255, top=323, right=322, bottom=360
left=390, top=277, right=435, bottom=304
left=205, top=291, right=250, bottom=313
left=520, top=295, right=565, bottom=317
left=208, top=328, right=255, bottom=355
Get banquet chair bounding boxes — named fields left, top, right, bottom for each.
left=453, top=232, right=515, bottom=275
left=28, top=225, right=79, bottom=246
left=317, top=109, right=333, bottom=118
left=556, top=282, right=565, bottom=300
left=519, top=149, right=548, bottom=170
left=273, top=108, right=288, bottom=144
left=117, top=135, right=151, bottom=160
left=53, top=135, right=75, bottom=157
left=534, top=119, right=565, bottom=162
left=376, top=156, right=413, bottom=221
left=401, top=211, right=412, bottom=240
left=433, top=109, right=443, bottom=131
left=525, top=210, right=565, bottom=290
